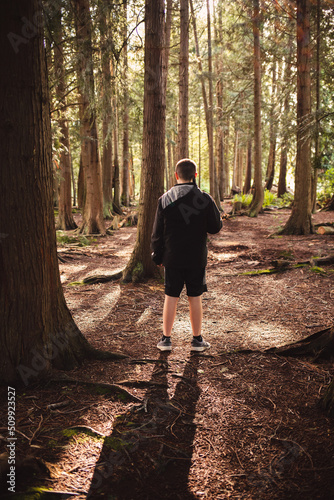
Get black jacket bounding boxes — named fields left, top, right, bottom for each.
left=151, top=183, right=222, bottom=268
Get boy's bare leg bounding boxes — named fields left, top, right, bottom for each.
left=188, top=295, right=203, bottom=337
left=163, top=295, right=179, bottom=337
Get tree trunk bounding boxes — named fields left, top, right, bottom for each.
left=249, top=0, right=264, bottom=217
left=77, top=153, right=85, bottom=209
left=264, top=59, right=277, bottom=192
left=280, top=0, right=313, bottom=235
left=177, top=0, right=189, bottom=160
left=113, top=104, right=122, bottom=214
left=243, top=136, right=252, bottom=194
left=224, top=117, right=230, bottom=197
left=0, top=0, right=91, bottom=385
left=54, top=8, right=77, bottom=230
left=100, top=0, right=114, bottom=218
left=215, top=0, right=225, bottom=201
left=123, top=0, right=166, bottom=282
left=73, top=0, right=105, bottom=235
left=311, top=0, right=321, bottom=213
left=277, top=43, right=293, bottom=198
left=207, top=0, right=220, bottom=206
left=121, top=0, right=130, bottom=207
left=232, top=127, right=239, bottom=193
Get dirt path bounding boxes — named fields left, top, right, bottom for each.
left=1, top=207, right=333, bottom=499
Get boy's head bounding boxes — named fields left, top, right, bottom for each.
left=175, top=158, right=198, bottom=183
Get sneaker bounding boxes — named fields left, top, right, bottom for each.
left=191, top=336, right=211, bottom=352
left=157, top=335, right=172, bottom=351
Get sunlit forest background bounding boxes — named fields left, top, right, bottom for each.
left=47, top=0, right=334, bottom=213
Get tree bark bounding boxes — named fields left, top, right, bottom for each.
left=206, top=0, right=220, bottom=206
left=54, top=8, right=77, bottom=230
left=123, top=0, right=166, bottom=282
left=73, top=0, right=105, bottom=235
left=264, top=58, right=277, bottom=192
left=278, top=43, right=293, bottom=198
left=243, top=136, right=252, bottom=194
left=177, top=0, right=189, bottom=160
left=121, top=0, right=130, bottom=207
left=311, top=0, right=321, bottom=212
left=248, top=0, right=264, bottom=217
left=280, top=0, right=313, bottom=235
left=0, top=0, right=91, bottom=384
left=99, top=0, right=114, bottom=218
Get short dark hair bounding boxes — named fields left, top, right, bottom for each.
left=176, top=158, right=197, bottom=181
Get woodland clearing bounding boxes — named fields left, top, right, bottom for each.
left=0, top=203, right=333, bottom=500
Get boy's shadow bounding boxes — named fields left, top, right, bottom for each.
left=87, top=352, right=201, bottom=499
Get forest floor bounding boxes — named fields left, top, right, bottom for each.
left=1, top=203, right=334, bottom=500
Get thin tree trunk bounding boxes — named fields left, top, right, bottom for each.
left=121, top=0, right=130, bottom=207
left=232, top=127, right=239, bottom=193
left=113, top=107, right=122, bottom=214
left=100, top=0, right=114, bottom=218
left=249, top=0, right=264, bottom=217
left=177, top=0, right=189, bottom=160
left=264, top=59, right=277, bottom=192
left=190, top=0, right=219, bottom=206
left=207, top=0, right=220, bottom=205
left=243, top=136, right=252, bottom=194
left=311, top=0, right=321, bottom=212
left=77, top=153, right=85, bottom=210
left=224, top=117, right=230, bottom=196
left=278, top=44, right=293, bottom=198
left=54, top=9, right=77, bottom=230
left=123, top=0, right=166, bottom=281
left=215, top=2, right=225, bottom=201
left=73, top=0, right=105, bottom=235
left=281, top=0, right=313, bottom=234
left=164, top=0, right=173, bottom=191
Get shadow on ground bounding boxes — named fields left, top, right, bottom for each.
left=87, top=352, right=201, bottom=499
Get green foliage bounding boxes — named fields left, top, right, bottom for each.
left=233, top=193, right=253, bottom=208
left=233, top=190, right=293, bottom=210
left=56, top=231, right=94, bottom=247
left=310, top=266, right=326, bottom=275
left=275, top=192, right=294, bottom=208
left=263, top=190, right=276, bottom=208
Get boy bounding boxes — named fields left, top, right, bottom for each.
left=151, top=158, right=222, bottom=352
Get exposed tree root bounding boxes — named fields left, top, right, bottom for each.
left=49, top=376, right=142, bottom=403
left=85, top=345, right=128, bottom=361
left=115, top=379, right=168, bottom=388
left=238, top=325, right=334, bottom=414
left=69, top=270, right=123, bottom=286
left=264, top=325, right=334, bottom=360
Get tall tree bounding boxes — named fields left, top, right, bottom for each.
left=99, top=0, right=114, bottom=218
left=311, top=0, right=321, bottom=212
left=281, top=0, right=313, bottom=234
left=264, top=57, right=278, bottom=192
left=215, top=0, right=225, bottom=201
left=121, top=0, right=130, bottom=207
left=248, top=0, right=264, bottom=217
left=277, top=43, right=293, bottom=198
left=0, top=0, right=93, bottom=384
left=206, top=0, right=220, bottom=205
left=243, top=136, right=252, bottom=194
left=53, top=6, right=77, bottom=230
left=123, top=0, right=166, bottom=282
left=177, top=0, right=189, bottom=160
left=73, top=0, right=105, bottom=234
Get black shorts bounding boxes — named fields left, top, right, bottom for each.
left=164, top=267, right=207, bottom=297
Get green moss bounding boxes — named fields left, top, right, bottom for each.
left=310, top=266, right=326, bottom=274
